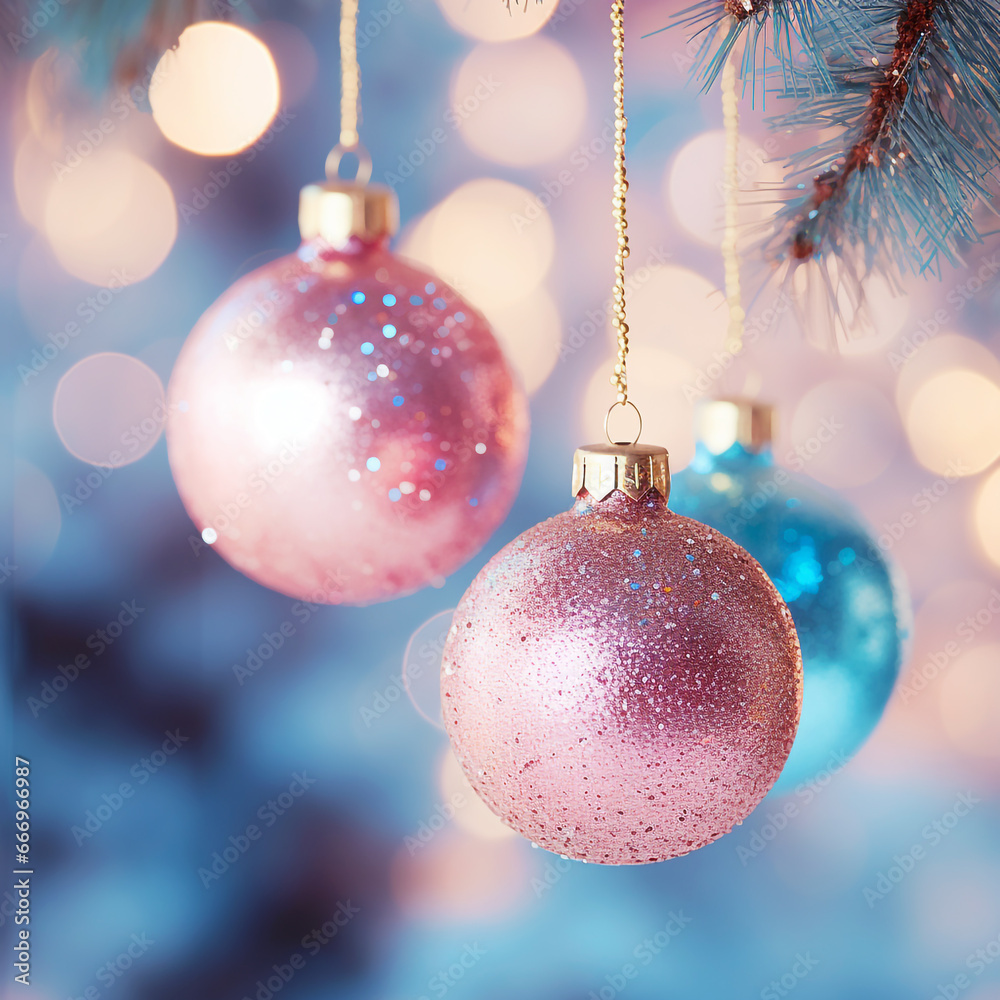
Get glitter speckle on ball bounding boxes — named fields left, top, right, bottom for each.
left=441, top=446, right=802, bottom=865
left=167, top=230, right=528, bottom=605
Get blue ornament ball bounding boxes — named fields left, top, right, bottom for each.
left=670, top=400, right=910, bottom=792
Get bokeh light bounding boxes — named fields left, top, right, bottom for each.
left=435, top=0, right=558, bottom=41
left=43, top=149, right=177, bottom=286
left=451, top=38, right=586, bottom=166
left=666, top=130, right=783, bottom=246
left=437, top=750, right=516, bottom=841
left=53, top=353, right=166, bottom=467
left=400, top=179, right=554, bottom=311
left=940, top=644, right=1000, bottom=756
left=895, top=334, right=1000, bottom=413
left=13, top=459, right=61, bottom=577
left=403, top=609, right=453, bottom=729
left=487, top=288, right=561, bottom=394
left=149, top=22, right=280, bottom=156
left=252, top=21, right=317, bottom=108
left=391, top=829, right=533, bottom=921
left=904, top=369, right=1000, bottom=476
left=974, top=467, right=1000, bottom=569
left=581, top=348, right=699, bottom=470
left=14, top=135, right=56, bottom=229
left=625, top=265, right=727, bottom=371
left=789, top=379, right=900, bottom=488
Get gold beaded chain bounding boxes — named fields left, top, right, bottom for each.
left=339, top=0, right=360, bottom=148
left=609, top=0, right=630, bottom=407
left=604, top=0, right=645, bottom=446
left=326, top=0, right=371, bottom=182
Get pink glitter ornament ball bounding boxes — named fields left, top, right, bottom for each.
left=167, top=177, right=528, bottom=605
left=442, top=444, right=802, bottom=864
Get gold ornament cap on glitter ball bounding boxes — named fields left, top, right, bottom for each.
left=298, top=179, right=399, bottom=247
left=695, top=397, right=774, bottom=455
left=572, top=443, right=670, bottom=502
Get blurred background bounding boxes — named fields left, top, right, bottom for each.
left=3, top=0, right=1000, bottom=997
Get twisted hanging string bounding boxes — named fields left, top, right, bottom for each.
left=610, top=0, right=631, bottom=407
left=339, top=0, right=360, bottom=148
left=721, top=40, right=745, bottom=356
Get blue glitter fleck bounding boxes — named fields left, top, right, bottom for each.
left=382, top=324, right=397, bottom=339
left=351, top=291, right=365, bottom=304
left=629, top=581, right=642, bottom=591
left=388, top=488, right=401, bottom=501
left=711, top=592, right=720, bottom=600
left=433, top=297, right=447, bottom=310
left=367, top=372, right=377, bottom=381
left=633, top=550, right=641, bottom=558
left=638, top=618, right=648, bottom=626
left=454, top=311, right=466, bottom=322
left=469, top=498, right=478, bottom=507
left=685, top=553, right=694, bottom=561
left=361, top=342, right=374, bottom=355
left=424, top=282, right=436, bottom=294
left=786, top=497, right=801, bottom=509
left=382, top=293, right=396, bottom=306
left=392, top=395, right=404, bottom=407
left=366, top=457, right=381, bottom=471
left=431, top=348, right=440, bottom=355
left=326, top=313, right=338, bottom=324
left=641, top=528, right=647, bottom=536
left=435, top=459, right=447, bottom=471
left=410, top=295, right=423, bottom=305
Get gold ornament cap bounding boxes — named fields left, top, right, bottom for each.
left=572, top=443, right=670, bottom=502
left=695, top=398, right=774, bottom=455
left=298, top=179, right=399, bottom=247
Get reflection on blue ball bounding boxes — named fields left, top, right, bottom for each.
left=671, top=439, right=910, bottom=792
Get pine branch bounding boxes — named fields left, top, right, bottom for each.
left=769, top=0, right=1000, bottom=279
left=664, top=0, right=1000, bottom=285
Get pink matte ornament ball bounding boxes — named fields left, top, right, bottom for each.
left=167, top=234, right=528, bottom=605
left=442, top=480, right=802, bottom=864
